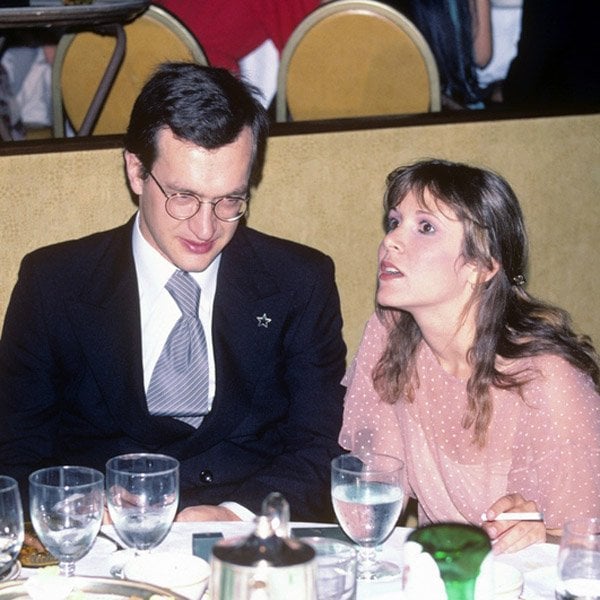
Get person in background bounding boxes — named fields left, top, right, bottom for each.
left=475, top=0, right=522, bottom=105
left=0, top=30, right=57, bottom=138
left=386, top=0, right=492, bottom=108
left=0, top=62, right=346, bottom=522
left=340, top=159, right=600, bottom=553
left=502, top=0, right=600, bottom=111
left=155, top=0, right=330, bottom=108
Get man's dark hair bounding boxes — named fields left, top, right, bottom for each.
left=124, top=62, right=269, bottom=185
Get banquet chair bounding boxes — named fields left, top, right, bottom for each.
left=51, top=4, right=208, bottom=137
left=276, top=0, right=441, bottom=122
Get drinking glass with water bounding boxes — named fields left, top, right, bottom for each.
left=29, top=466, right=104, bottom=577
left=105, top=453, right=179, bottom=576
left=331, top=453, right=404, bottom=581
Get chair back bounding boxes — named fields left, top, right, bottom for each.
left=52, top=4, right=208, bottom=136
left=276, top=0, right=440, bottom=122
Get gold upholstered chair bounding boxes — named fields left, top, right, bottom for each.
left=51, top=4, right=208, bottom=137
left=276, top=0, right=441, bottom=122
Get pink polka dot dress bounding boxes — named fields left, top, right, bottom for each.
left=339, top=313, right=600, bottom=530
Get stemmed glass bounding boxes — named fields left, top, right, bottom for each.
left=331, top=453, right=404, bottom=581
left=29, top=466, right=104, bottom=577
left=105, top=453, right=179, bottom=572
left=0, top=476, right=24, bottom=580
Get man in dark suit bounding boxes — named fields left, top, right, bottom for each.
left=0, top=63, right=346, bottom=522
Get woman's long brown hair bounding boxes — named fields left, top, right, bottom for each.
left=372, top=160, right=600, bottom=446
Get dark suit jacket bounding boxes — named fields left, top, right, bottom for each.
left=0, top=219, right=347, bottom=521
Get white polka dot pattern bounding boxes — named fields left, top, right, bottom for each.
left=339, top=313, right=600, bottom=530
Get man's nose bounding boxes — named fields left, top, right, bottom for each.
left=187, top=202, right=217, bottom=239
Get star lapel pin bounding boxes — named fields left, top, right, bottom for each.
left=256, top=313, right=272, bottom=328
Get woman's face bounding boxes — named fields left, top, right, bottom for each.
left=377, top=189, right=480, bottom=322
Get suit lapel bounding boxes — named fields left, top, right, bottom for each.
left=187, top=227, right=290, bottom=448
left=65, top=219, right=188, bottom=446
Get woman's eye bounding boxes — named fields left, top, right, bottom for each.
left=418, top=221, right=436, bottom=234
left=386, top=217, right=399, bottom=231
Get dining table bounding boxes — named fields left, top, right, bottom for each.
left=13, top=521, right=561, bottom=599
left=0, top=0, right=150, bottom=141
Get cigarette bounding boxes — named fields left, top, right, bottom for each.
left=480, top=512, right=544, bottom=522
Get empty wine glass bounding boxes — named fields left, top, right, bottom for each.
left=0, top=476, right=24, bottom=580
left=29, top=466, right=104, bottom=577
left=331, top=453, right=404, bottom=581
left=105, top=453, right=179, bottom=570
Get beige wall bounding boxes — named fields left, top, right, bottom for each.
left=0, top=113, right=598, bottom=359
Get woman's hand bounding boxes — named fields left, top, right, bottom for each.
left=481, top=493, right=546, bottom=554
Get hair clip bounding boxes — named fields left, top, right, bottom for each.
left=512, top=274, right=526, bottom=286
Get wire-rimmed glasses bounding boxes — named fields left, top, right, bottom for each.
left=148, top=171, right=248, bottom=222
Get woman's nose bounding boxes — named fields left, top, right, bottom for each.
left=383, top=228, right=405, bottom=252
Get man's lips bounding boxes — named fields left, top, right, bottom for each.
left=379, top=260, right=404, bottom=279
left=180, top=237, right=214, bottom=254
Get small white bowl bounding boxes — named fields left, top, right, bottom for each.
left=124, top=552, right=210, bottom=600
left=494, top=562, right=524, bottom=600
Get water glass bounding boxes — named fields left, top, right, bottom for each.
left=556, top=517, right=600, bottom=599
left=29, top=466, right=104, bottom=577
left=301, top=536, right=357, bottom=600
left=331, top=453, right=404, bottom=581
left=105, top=453, right=179, bottom=555
left=0, top=476, right=24, bottom=579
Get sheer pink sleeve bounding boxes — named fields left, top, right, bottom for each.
left=509, top=354, right=600, bottom=530
left=339, top=314, right=411, bottom=493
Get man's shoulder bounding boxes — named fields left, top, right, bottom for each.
left=23, top=220, right=132, bottom=268
left=240, top=226, right=332, bottom=266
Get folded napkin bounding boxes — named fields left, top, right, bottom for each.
left=496, top=543, right=558, bottom=600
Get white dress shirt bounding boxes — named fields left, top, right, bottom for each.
left=131, top=214, right=254, bottom=521
left=132, top=213, right=218, bottom=405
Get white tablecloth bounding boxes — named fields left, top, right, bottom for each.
left=21, top=522, right=559, bottom=599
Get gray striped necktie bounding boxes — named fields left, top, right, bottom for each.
left=146, top=270, right=209, bottom=428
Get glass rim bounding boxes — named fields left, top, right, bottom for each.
left=299, top=535, right=358, bottom=557
left=28, top=465, right=104, bottom=488
left=563, top=516, right=600, bottom=537
left=0, top=475, right=19, bottom=491
left=331, top=452, right=404, bottom=475
left=106, top=452, right=180, bottom=476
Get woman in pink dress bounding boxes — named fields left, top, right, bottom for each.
left=339, top=159, right=600, bottom=553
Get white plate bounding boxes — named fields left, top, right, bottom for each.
left=124, top=552, right=210, bottom=600
left=0, top=575, right=189, bottom=599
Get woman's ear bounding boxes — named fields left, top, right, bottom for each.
left=124, top=151, right=145, bottom=196
left=468, top=258, right=500, bottom=286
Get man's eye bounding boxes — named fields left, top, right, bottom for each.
left=418, top=221, right=435, bottom=234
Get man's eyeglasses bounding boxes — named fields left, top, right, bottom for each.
left=148, top=172, right=248, bottom=222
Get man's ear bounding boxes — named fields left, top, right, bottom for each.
left=124, top=151, right=145, bottom=196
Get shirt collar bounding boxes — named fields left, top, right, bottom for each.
left=132, top=212, right=221, bottom=303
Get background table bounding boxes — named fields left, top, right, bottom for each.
left=0, top=0, right=149, bottom=140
